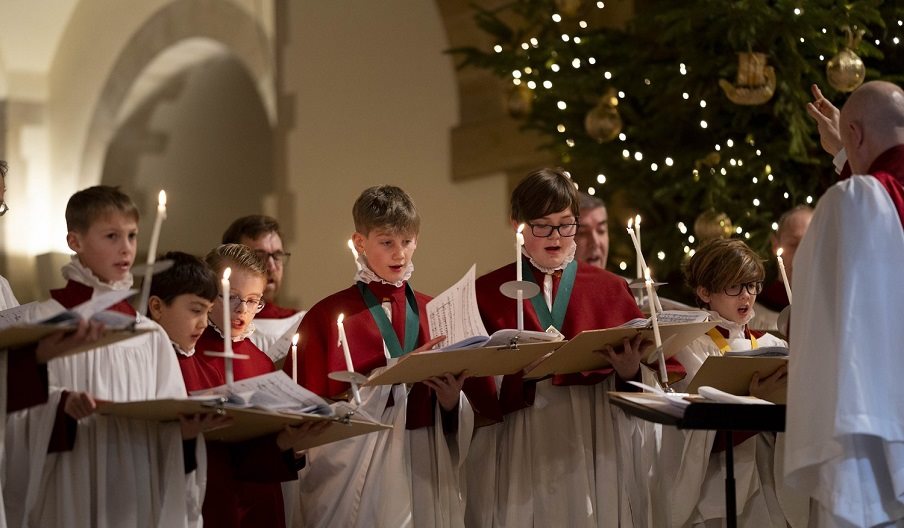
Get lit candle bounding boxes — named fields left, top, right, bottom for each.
left=336, top=313, right=362, bottom=405
left=776, top=247, right=793, bottom=304
left=627, top=217, right=648, bottom=279
left=348, top=239, right=362, bottom=271
left=222, top=267, right=234, bottom=385
left=291, top=333, right=300, bottom=384
left=516, top=223, right=525, bottom=331
left=645, top=267, right=668, bottom=386
left=137, top=190, right=166, bottom=317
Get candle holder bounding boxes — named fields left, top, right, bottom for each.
left=499, top=280, right=541, bottom=300
left=328, top=370, right=366, bottom=406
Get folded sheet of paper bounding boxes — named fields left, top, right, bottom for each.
left=426, top=264, right=488, bottom=348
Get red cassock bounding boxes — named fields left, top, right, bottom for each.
left=182, top=326, right=300, bottom=528
left=475, top=260, right=685, bottom=413
left=865, top=144, right=904, bottom=225
left=282, top=281, right=502, bottom=429
left=256, top=302, right=299, bottom=320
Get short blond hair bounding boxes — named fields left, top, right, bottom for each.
left=204, top=244, right=267, bottom=280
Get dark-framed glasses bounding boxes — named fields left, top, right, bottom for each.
left=527, top=222, right=579, bottom=238
left=253, top=250, right=291, bottom=265
left=724, top=281, right=763, bottom=296
left=220, top=294, right=265, bottom=313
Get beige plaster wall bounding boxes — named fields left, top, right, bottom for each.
left=279, top=1, right=512, bottom=307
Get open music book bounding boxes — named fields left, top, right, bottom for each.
left=99, top=371, right=390, bottom=445
left=0, top=290, right=150, bottom=352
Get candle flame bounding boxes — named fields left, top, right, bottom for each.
left=776, top=247, right=784, bottom=258
left=337, top=313, right=345, bottom=324
left=223, top=267, right=231, bottom=280
left=292, top=333, right=299, bottom=346
left=517, top=223, right=525, bottom=234
left=635, top=214, right=642, bottom=226
left=158, top=190, right=167, bottom=207
left=644, top=267, right=652, bottom=282
left=627, top=217, right=633, bottom=229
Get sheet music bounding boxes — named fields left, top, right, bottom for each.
left=262, top=310, right=306, bottom=358
left=191, top=371, right=333, bottom=415
left=620, top=310, right=712, bottom=328
left=0, top=302, right=35, bottom=330
left=426, top=264, right=488, bottom=348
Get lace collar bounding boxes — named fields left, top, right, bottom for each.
left=522, top=240, right=577, bottom=274
left=207, top=319, right=256, bottom=342
left=62, top=255, right=134, bottom=292
left=353, top=254, right=414, bottom=287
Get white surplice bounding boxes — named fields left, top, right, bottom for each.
left=0, top=275, right=19, bottom=528
left=249, top=310, right=305, bottom=364
left=785, top=175, right=904, bottom=527
left=3, top=270, right=205, bottom=527
left=298, top=376, right=473, bottom=528
left=660, top=320, right=808, bottom=527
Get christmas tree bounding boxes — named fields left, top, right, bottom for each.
left=453, top=0, right=904, bottom=299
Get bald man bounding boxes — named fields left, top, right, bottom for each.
left=750, top=205, right=813, bottom=331
left=785, top=81, right=904, bottom=527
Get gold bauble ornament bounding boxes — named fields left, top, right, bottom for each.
left=694, top=211, right=733, bottom=242
left=507, top=84, right=533, bottom=118
left=719, top=52, right=776, bottom=106
left=827, top=26, right=866, bottom=93
left=827, top=48, right=865, bottom=92
left=584, top=88, right=623, bottom=143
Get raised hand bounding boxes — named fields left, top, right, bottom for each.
left=806, top=84, right=843, bottom=156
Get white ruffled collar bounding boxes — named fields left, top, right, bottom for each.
left=207, top=319, right=256, bottom=343
left=62, top=255, right=134, bottom=291
left=709, top=309, right=755, bottom=337
left=172, top=341, right=195, bottom=357
left=522, top=240, right=577, bottom=274
left=353, top=254, right=414, bottom=288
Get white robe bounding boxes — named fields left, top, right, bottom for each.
left=3, top=294, right=205, bottom=528
left=298, top=375, right=473, bottom=527
left=660, top=319, right=808, bottom=527
left=785, top=175, right=904, bottom=527
left=0, top=275, right=19, bottom=528
left=249, top=310, right=305, bottom=364
left=477, top=366, right=659, bottom=528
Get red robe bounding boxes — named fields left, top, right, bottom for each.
left=256, top=302, right=299, bottom=320
left=865, top=144, right=904, bottom=226
left=476, top=260, right=683, bottom=413
left=182, top=326, right=299, bottom=528
left=283, top=281, right=501, bottom=429
left=6, top=345, right=48, bottom=412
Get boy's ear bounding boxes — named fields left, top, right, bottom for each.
left=147, top=296, right=164, bottom=321
left=66, top=231, right=81, bottom=253
left=696, top=286, right=712, bottom=305
left=351, top=232, right=366, bottom=254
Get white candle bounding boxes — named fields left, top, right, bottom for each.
left=776, top=248, right=793, bottom=304
left=291, top=333, right=299, bottom=384
left=137, top=190, right=167, bottom=317
left=516, top=224, right=525, bottom=330
left=645, top=267, right=668, bottom=386
left=348, top=239, right=362, bottom=271
left=222, top=267, right=234, bottom=385
left=336, top=313, right=362, bottom=405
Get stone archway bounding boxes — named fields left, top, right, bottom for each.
left=79, top=0, right=274, bottom=190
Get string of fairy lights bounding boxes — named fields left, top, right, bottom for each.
left=488, top=2, right=903, bottom=269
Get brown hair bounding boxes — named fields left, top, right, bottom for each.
left=204, top=244, right=268, bottom=281
left=149, top=251, right=219, bottom=304
left=65, top=185, right=140, bottom=232
left=222, top=215, right=282, bottom=244
left=352, top=185, right=420, bottom=236
left=684, top=238, right=764, bottom=307
left=511, top=168, right=580, bottom=222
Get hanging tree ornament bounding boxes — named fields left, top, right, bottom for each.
left=719, top=51, right=776, bottom=105
left=693, top=210, right=734, bottom=242
left=584, top=88, right=623, bottom=143
left=507, top=84, right=533, bottom=118
left=827, top=26, right=866, bottom=93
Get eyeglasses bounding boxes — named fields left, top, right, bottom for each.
left=219, top=294, right=266, bottom=313
left=723, top=281, right=763, bottom=296
left=527, top=222, right=579, bottom=238
left=253, top=250, right=291, bottom=265
left=0, top=201, right=9, bottom=217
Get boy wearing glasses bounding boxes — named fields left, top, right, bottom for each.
left=222, top=215, right=304, bottom=365
left=182, top=244, right=309, bottom=528
left=660, top=237, right=805, bottom=527
left=470, top=167, right=664, bottom=527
